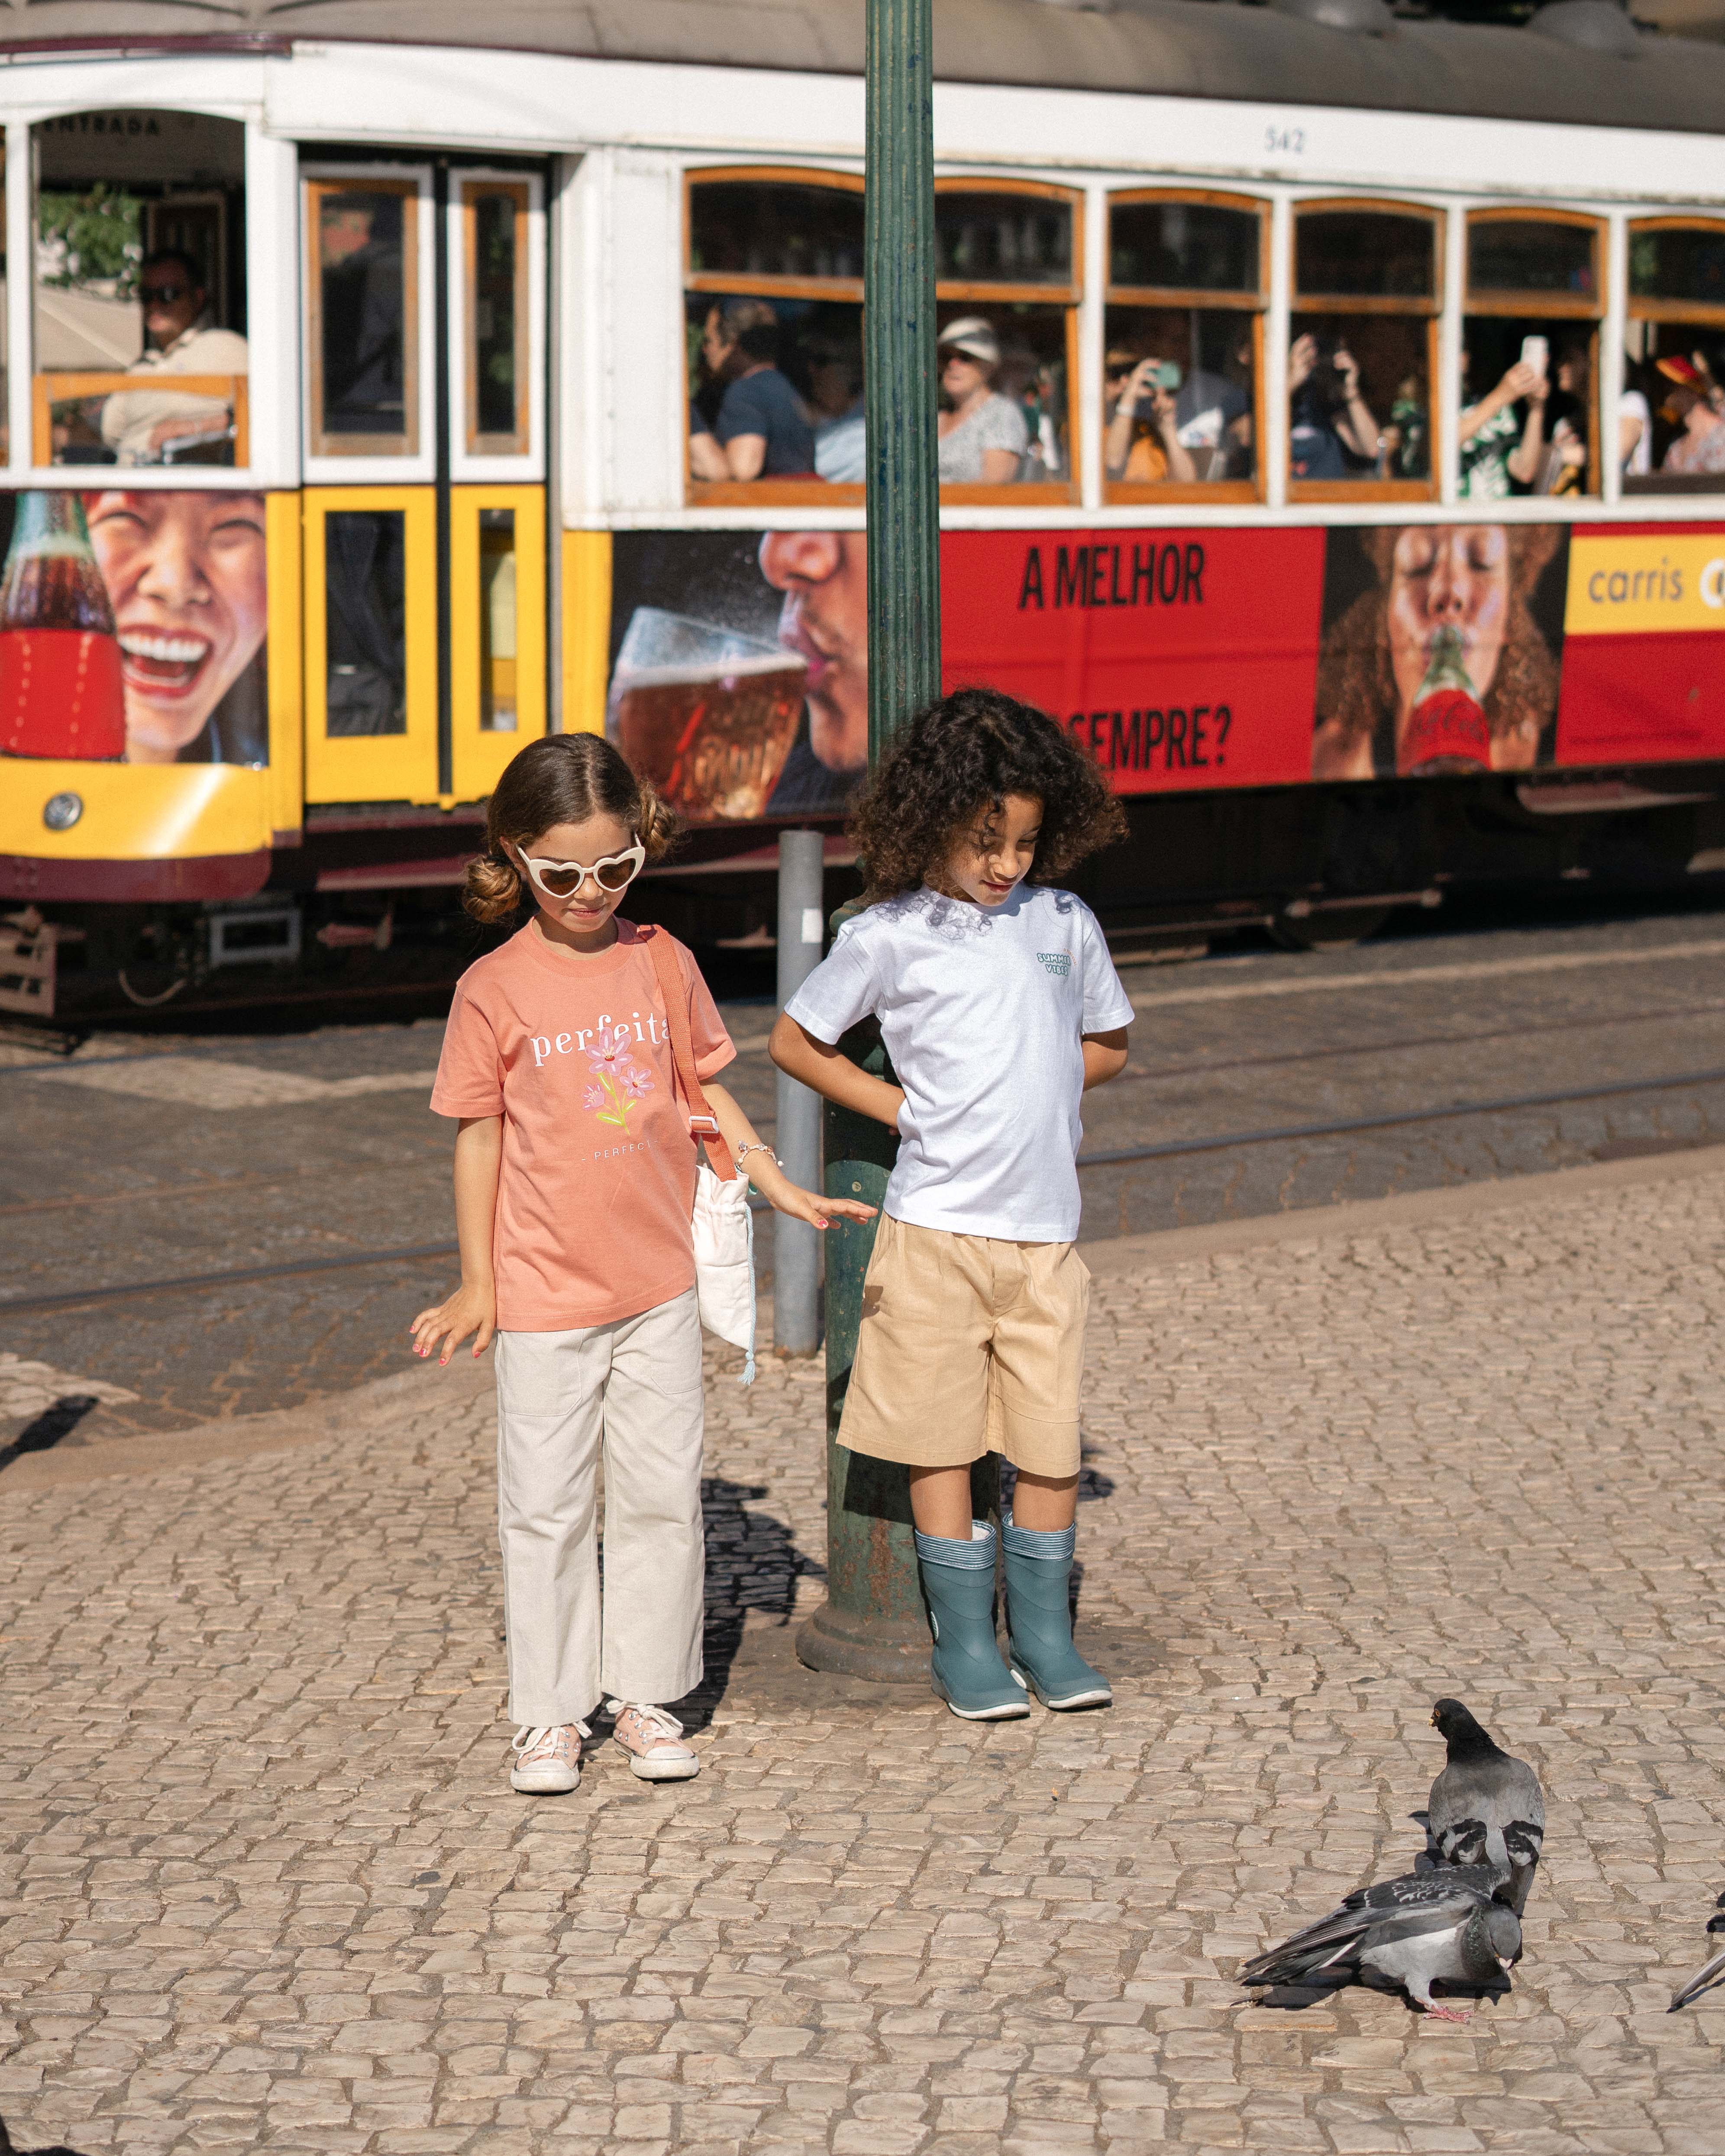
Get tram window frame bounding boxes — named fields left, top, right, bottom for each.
left=1104, top=188, right=1266, bottom=507
left=1288, top=198, right=1441, bottom=505
left=27, top=107, right=252, bottom=477
left=683, top=165, right=865, bottom=508
left=1622, top=217, right=1725, bottom=495
left=1462, top=207, right=1603, bottom=503
left=681, top=168, right=1082, bottom=505
left=449, top=169, right=544, bottom=480
left=304, top=165, right=435, bottom=482
left=934, top=177, right=1081, bottom=505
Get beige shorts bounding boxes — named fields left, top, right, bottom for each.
left=837, top=1213, right=1089, bottom=1477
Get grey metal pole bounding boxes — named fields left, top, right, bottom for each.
left=773, top=829, right=826, bottom=1357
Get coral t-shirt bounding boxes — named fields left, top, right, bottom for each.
left=430, top=919, right=735, bottom=1330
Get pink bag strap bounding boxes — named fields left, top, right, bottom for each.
left=643, top=926, right=736, bottom=1181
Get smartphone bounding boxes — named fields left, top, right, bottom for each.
left=1153, top=361, right=1182, bottom=392
left=1520, top=335, right=1549, bottom=381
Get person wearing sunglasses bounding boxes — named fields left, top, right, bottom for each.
left=99, top=249, right=250, bottom=468
left=413, top=733, right=873, bottom=1797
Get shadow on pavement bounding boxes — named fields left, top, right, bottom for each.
left=1, top=2112, right=97, bottom=2156
left=0, top=1394, right=101, bottom=1477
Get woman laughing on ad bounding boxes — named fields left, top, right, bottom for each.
left=84, top=490, right=270, bottom=766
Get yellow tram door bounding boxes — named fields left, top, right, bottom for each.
left=300, top=163, right=547, bottom=808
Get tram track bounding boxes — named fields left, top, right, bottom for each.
left=7, top=1056, right=1725, bottom=1319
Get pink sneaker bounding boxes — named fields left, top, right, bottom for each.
left=606, top=1700, right=700, bottom=1781
left=509, top=1720, right=589, bottom=1794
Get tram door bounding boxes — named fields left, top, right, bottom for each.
left=300, top=160, right=548, bottom=806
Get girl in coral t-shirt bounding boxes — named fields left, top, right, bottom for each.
left=413, top=734, right=870, bottom=1795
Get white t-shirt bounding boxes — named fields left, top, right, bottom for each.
left=784, top=884, right=1134, bottom=1243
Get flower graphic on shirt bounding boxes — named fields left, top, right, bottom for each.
left=583, top=1023, right=656, bottom=1129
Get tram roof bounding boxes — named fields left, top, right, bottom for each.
left=8, top=0, right=1725, bottom=139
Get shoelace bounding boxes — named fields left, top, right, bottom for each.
left=512, top=1720, right=591, bottom=1759
left=604, top=1699, right=687, bottom=1749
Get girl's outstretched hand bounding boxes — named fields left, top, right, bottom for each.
left=767, top=1183, right=877, bottom=1231
left=410, top=1280, right=497, bottom=1364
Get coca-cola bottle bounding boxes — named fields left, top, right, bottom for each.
left=0, top=492, right=127, bottom=760
left=1399, top=624, right=1491, bottom=776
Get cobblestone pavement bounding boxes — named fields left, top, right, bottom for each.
left=3, top=1149, right=1724, bottom=2154
left=13, top=900, right=1725, bottom=1439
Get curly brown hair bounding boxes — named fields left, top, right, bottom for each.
left=462, top=733, right=678, bottom=923
left=1314, top=524, right=1563, bottom=776
left=850, top=687, right=1126, bottom=901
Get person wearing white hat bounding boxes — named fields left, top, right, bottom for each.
left=937, top=317, right=1029, bottom=484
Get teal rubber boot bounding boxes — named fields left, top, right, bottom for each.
left=915, top=1524, right=1030, bottom=1721
left=1003, top=1519, right=1112, bottom=1710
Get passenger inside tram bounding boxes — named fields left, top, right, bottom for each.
left=98, top=248, right=249, bottom=467
left=1287, top=331, right=1380, bottom=479
left=1655, top=353, right=1725, bottom=475
left=1531, top=343, right=1590, bottom=496
left=1102, top=314, right=1254, bottom=486
left=688, top=298, right=815, bottom=481
left=1457, top=336, right=1554, bottom=500
left=935, top=316, right=1027, bottom=483
left=803, top=328, right=866, bottom=484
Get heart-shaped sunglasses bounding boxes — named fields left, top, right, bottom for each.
left=512, top=842, right=646, bottom=900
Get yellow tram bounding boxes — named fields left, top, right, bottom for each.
left=9, top=0, right=1725, bottom=1019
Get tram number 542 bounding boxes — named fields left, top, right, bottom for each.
left=1264, top=125, right=1307, bottom=155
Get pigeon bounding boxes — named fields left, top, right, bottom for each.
left=1668, top=1891, right=1725, bottom=2012
left=1428, top=1698, right=1546, bottom=1914
left=1240, top=1864, right=1522, bottom=2022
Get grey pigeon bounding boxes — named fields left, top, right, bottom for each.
left=1240, top=1864, right=1522, bottom=2022
left=1668, top=1891, right=1725, bottom=2011
left=1428, top=1698, right=1545, bottom=1914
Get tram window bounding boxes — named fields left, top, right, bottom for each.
left=479, top=508, right=518, bottom=732
left=1104, top=193, right=1263, bottom=498
left=1463, top=213, right=1602, bottom=500
left=685, top=174, right=864, bottom=493
left=1109, top=199, right=1258, bottom=293
left=1290, top=205, right=1438, bottom=493
left=325, top=510, right=407, bottom=736
left=936, top=192, right=1070, bottom=285
left=462, top=181, right=530, bottom=458
left=1468, top=218, right=1596, bottom=300
left=688, top=181, right=863, bottom=280
left=31, top=110, right=248, bottom=469
left=936, top=186, right=1078, bottom=496
left=307, top=176, right=421, bottom=459
left=1622, top=223, right=1725, bottom=493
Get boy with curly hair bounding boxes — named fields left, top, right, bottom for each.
left=770, top=687, right=1134, bottom=1719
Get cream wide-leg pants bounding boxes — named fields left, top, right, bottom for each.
left=493, top=1287, right=705, bottom=1726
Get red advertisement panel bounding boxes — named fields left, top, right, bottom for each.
left=940, top=528, right=1325, bottom=793
left=1557, top=523, right=1725, bottom=766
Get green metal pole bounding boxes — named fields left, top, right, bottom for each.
left=796, top=0, right=966, bottom=1683
left=863, top=0, right=942, bottom=754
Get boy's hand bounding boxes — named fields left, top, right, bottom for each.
left=410, top=1281, right=496, bottom=1364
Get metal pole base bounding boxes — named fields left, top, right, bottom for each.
left=795, top=1600, right=930, bottom=1684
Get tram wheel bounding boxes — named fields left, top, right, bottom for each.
left=1270, top=904, right=1392, bottom=953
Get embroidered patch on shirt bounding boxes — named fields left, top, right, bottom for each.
left=1037, top=952, right=1071, bottom=977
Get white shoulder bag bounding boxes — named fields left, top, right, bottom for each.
left=645, top=927, right=757, bottom=1384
